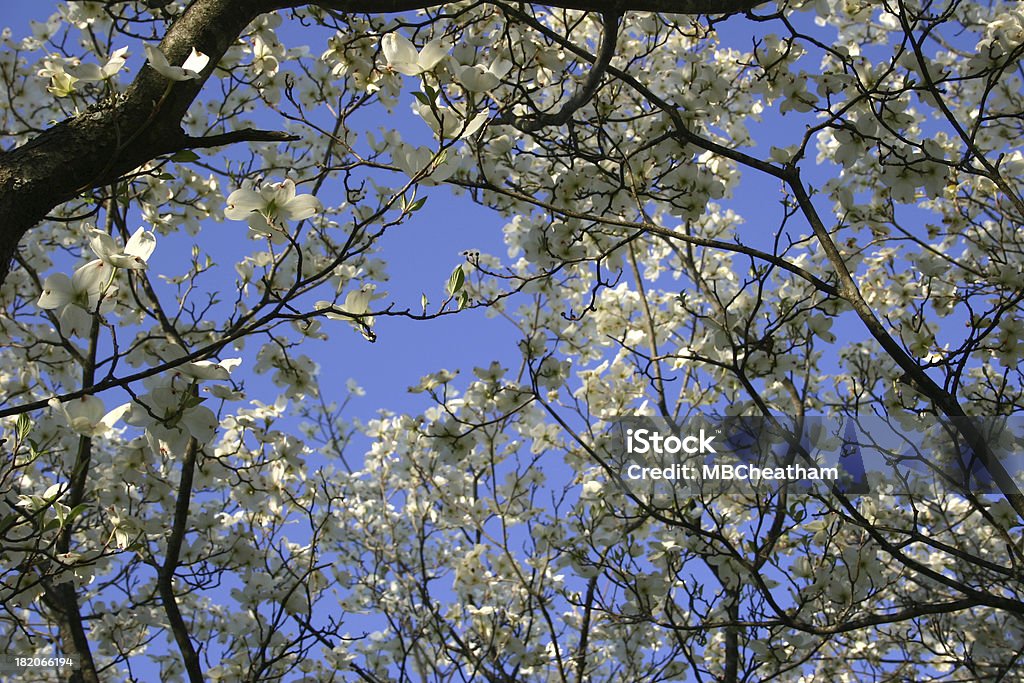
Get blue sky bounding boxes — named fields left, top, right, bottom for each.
left=6, top=3, right=989, bottom=679
left=3, top=2, right=527, bottom=430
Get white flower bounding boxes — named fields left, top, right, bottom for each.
left=125, top=373, right=220, bottom=455
left=456, top=59, right=512, bottom=92
left=49, top=396, right=130, bottom=437
left=381, top=33, right=448, bottom=76
left=178, top=357, right=242, bottom=381
left=343, top=285, right=373, bottom=317
left=16, top=483, right=68, bottom=512
left=252, top=35, right=280, bottom=78
left=37, top=261, right=109, bottom=312
left=37, top=259, right=114, bottom=337
left=224, top=179, right=322, bottom=241
left=144, top=44, right=210, bottom=81
left=69, top=46, right=129, bottom=82
left=392, top=143, right=462, bottom=184
left=88, top=227, right=156, bottom=269
left=38, top=57, right=78, bottom=97
left=315, top=284, right=377, bottom=340
left=413, top=102, right=488, bottom=140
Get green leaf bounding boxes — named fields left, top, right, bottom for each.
left=181, top=394, right=207, bottom=410
left=65, top=503, right=89, bottom=527
left=446, top=265, right=465, bottom=296
left=457, top=291, right=469, bottom=310
left=170, top=150, right=200, bottom=163
left=16, top=414, right=31, bottom=442
left=409, top=196, right=427, bottom=212
left=0, top=513, right=20, bottom=535
left=412, top=91, right=431, bottom=107
left=421, top=293, right=428, bottom=313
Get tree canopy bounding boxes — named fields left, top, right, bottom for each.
left=1, top=0, right=1023, bottom=681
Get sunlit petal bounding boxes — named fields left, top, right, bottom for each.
left=37, top=273, right=74, bottom=309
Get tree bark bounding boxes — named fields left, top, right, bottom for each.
left=0, top=0, right=767, bottom=285
left=0, top=0, right=278, bottom=284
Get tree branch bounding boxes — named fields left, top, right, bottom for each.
left=181, top=128, right=300, bottom=150
left=0, top=0, right=281, bottom=285
left=306, top=0, right=768, bottom=13
left=157, top=437, right=205, bottom=683
left=496, top=12, right=621, bottom=131
left=0, top=0, right=769, bottom=286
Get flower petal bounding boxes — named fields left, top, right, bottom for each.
left=417, top=38, right=449, bottom=71
left=71, top=259, right=112, bottom=308
left=99, top=403, right=131, bottom=432
left=38, top=273, right=74, bottom=309
left=489, top=59, right=513, bottom=79
left=58, top=306, right=94, bottom=338
left=344, top=286, right=373, bottom=315
left=382, top=34, right=418, bottom=71
left=68, top=63, right=103, bottom=81
left=124, top=227, right=156, bottom=262
left=179, top=359, right=234, bottom=381
left=145, top=43, right=200, bottom=82
left=100, top=46, right=130, bottom=79
left=64, top=395, right=106, bottom=427
left=181, top=405, right=218, bottom=444
left=88, top=229, right=118, bottom=260
left=281, top=194, right=322, bottom=222
left=181, top=48, right=210, bottom=77
left=224, top=187, right=265, bottom=219
left=460, top=111, right=488, bottom=139
left=144, top=43, right=175, bottom=78
left=458, top=65, right=498, bottom=93
left=273, top=179, right=297, bottom=204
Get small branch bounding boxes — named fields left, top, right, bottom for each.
left=157, top=437, right=205, bottom=683
left=496, top=12, right=621, bottom=131
left=180, top=128, right=300, bottom=150
left=573, top=577, right=598, bottom=683
left=784, top=164, right=1024, bottom=520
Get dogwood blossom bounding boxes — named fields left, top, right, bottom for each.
left=8, top=4, right=1024, bottom=681
left=49, top=396, right=130, bottom=437
left=315, top=284, right=377, bottom=339
left=88, top=227, right=156, bottom=269
left=69, top=46, right=129, bottom=82
left=38, top=57, right=78, bottom=96
left=36, top=259, right=113, bottom=337
left=391, top=143, right=462, bottom=183
left=179, top=358, right=243, bottom=381
left=123, top=360, right=238, bottom=455
left=144, top=44, right=210, bottom=81
left=224, top=179, right=322, bottom=240
left=456, top=59, right=512, bottom=92
left=380, top=33, right=448, bottom=76
left=413, top=102, right=487, bottom=140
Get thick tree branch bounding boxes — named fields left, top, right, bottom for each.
left=306, top=0, right=767, bottom=12
left=496, top=11, right=621, bottom=131
left=0, top=0, right=768, bottom=286
left=0, top=0, right=281, bottom=285
left=181, top=129, right=300, bottom=149
left=157, top=437, right=204, bottom=683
